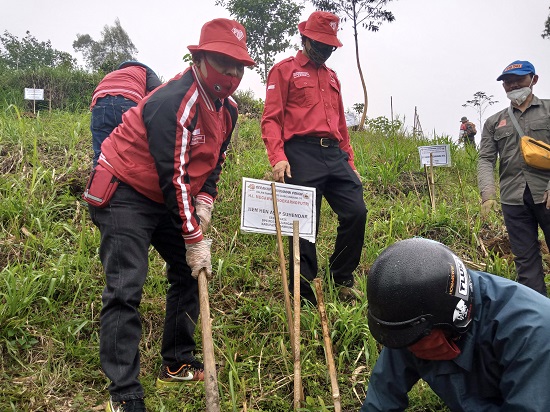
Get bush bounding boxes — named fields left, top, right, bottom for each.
left=0, top=66, right=103, bottom=112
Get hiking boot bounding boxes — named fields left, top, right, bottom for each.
left=337, top=286, right=363, bottom=303
left=156, top=360, right=205, bottom=388
left=105, top=398, right=146, bottom=412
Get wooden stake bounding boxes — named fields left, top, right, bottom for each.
left=292, top=220, right=302, bottom=409
left=271, top=184, right=305, bottom=403
left=313, top=278, right=341, bottom=412
left=271, top=183, right=296, bottom=349
left=198, top=269, right=220, bottom=412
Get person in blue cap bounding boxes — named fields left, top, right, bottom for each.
left=478, top=60, right=550, bottom=296
left=361, top=238, right=550, bottom=411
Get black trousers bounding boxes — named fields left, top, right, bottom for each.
left=502, top=185, right=550, bottom=296
left=89, top=183, right=199, bottom=401
left=284, top=138, right=367, bottom=302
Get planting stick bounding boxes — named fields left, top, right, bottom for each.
left=292, top=220, right=303, bottom=409
left=429, top=153, right=436, bottom=211
left=271, top=183, right=296, bottom=348
left=314, top=278, right=341, bottom=412
left=198, top=268, right=220, bottom=412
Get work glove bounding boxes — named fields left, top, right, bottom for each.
left=185, top=239, right=212, bottom=279
left=195, top=199, right=213, bottom=234
left=272, top=160, right=291, bottom=183
left=480, top=199, right=497, bottom=218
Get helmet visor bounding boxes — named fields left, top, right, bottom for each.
left=368, top=310, right=434, bottom=349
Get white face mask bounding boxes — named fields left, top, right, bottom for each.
left=506, top=77, right=534, bottom=106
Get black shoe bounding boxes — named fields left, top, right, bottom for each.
left=156, top=360, right=205, bottom=388
left=106, top=398, right=146, bottom=412
left=337, top=286, right=363, bottom=303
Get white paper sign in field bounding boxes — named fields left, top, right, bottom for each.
left=418, top=144, right=451, bottom=167
left=240, top=178, right=316, bottom=243
left=24, top=88, right=44, bottom=100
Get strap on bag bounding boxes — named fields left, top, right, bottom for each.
left=507, top=106, right=524, bottom=136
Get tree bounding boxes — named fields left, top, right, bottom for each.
left=73, top=18, right=138, bottom=72
left=309, top=0, right=395, bottom=130
left=215, top=0, right=303, bottom=83
left=0, top=30, right=75, bottom=70
left=542, top=7, right=550, bottom=39
left=462, top=91, right=499, bottom=131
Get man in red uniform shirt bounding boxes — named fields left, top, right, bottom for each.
left=85, top=18, right=255, bottom=412
left=261, top=11, right=367, bottom=304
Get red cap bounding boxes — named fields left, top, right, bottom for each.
left=298, top=11, right=342, bottom=48
left=188, top=18, right=255, bottom=66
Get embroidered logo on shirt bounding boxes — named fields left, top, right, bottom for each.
left=232, top=27, right=244, bottom=41
left=191, top=128, right=205, bottom=145
left=497, top=119, right=507, bottom=128
left=267, top=84, right=275, bottom=90
left=293, top=71, right=310, bottom=78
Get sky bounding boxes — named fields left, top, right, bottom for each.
left=2, top=0, right=549, bottom=143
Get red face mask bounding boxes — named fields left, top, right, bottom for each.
left=201, top=57, right=241, bottom=100
left=408, top=329, right=461, bottom=361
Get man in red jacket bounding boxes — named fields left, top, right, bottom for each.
left=261, top=11, right=366, bottom=305
left=86, top=18, right=255, bottom=412
left=90, top=61, right=161, bottom=166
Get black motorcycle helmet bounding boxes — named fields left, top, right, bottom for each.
left=367, top=238, right=474, bottom=348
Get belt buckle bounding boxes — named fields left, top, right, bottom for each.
left=320, top=138, right=329, bottom=147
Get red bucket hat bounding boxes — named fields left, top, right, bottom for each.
left=188, top=18, right=255, bottom=66
left=298, top=11, right=342, bottom=48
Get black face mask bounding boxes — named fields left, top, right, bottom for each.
left=307, top=39, right=336, bottom=65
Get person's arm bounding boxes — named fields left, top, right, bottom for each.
left=334, top=74, right=356, bottom=170
left=361, top=348, right=420, bottom=412
left=143, top=79, right=203, bottom=244
left=145, top=67, right=162, bottom=93
left=261, top=64, right=290, bottom=167
left=477, top=119, right=498, bottom=203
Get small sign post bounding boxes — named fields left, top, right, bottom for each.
left=418, top=145, right=452, bottom=212
left=24, top=87, right=44, bottom=114
left=240, top=177, right=316, bottom=243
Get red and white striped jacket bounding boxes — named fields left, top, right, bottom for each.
left=99, top=66, right=238, bottom=244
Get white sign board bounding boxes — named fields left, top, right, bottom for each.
left=24, top=88, right=44, bottom=101
left=240, top=178, right=316, bottom=243
left=418, top=144, right=451, bottom=167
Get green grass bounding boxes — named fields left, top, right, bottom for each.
left=0, top=108, right=522, bottom=411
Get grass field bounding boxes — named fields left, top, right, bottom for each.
left=0, top=107, right=523, bottom=411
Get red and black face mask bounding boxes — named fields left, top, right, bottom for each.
left=408, top=329, right=461, bottom=361
left=201, top=57, right=241, bottom=100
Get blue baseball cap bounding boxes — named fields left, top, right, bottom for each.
left=497, top=60, right=536, bottom=81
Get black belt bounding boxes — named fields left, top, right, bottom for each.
left=292, top=135, right=339, bottom=147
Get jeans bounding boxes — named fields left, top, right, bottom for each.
left=284, top=138, right=367, bottom=303
left=502, top=185, right=550, bottom=296
left=88, top=183, right=199, bottom=401
left=90, top=95, right=137, bottom=167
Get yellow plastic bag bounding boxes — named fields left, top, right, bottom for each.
left=521, top=136, right=550, bottom=170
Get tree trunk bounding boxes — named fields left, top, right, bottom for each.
left=353, top=17, right=368, bottom=131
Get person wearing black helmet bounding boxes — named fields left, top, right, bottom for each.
left=361, top=238, right=550, bottom=412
